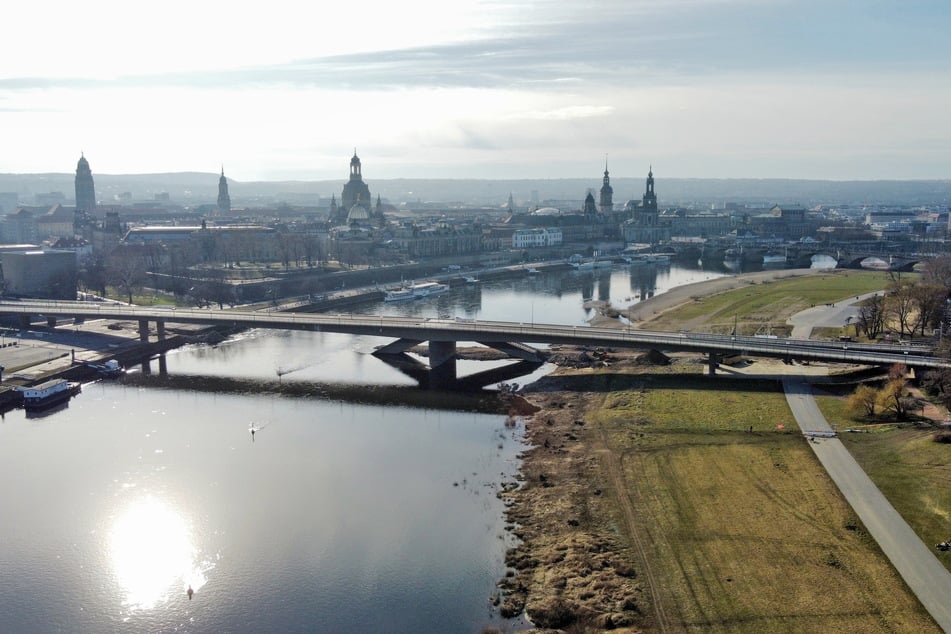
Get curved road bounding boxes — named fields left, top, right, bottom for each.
left=787, top=291, right=881, bottom=339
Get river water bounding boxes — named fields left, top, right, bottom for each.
left=0, top=261, right=727, bottom=632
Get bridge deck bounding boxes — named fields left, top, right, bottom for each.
left=0, top=300, right=947, bottom=369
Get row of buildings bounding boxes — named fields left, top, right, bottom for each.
left=1, top=152, right=947, bottom=299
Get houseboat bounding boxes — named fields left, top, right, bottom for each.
left=17, top=379, right=81, bottom=411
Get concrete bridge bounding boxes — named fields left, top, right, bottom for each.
left=0, top=300, right=947, bottom=388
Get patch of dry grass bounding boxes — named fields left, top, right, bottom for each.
left=830, top=420, right=951, bottom=573
left=587, top=385, right=938, bottom=632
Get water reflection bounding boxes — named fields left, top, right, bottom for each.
left=110, top=495, right=207, bottom=610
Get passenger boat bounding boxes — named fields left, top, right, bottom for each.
left=384, top=281, right=450, bottom=301
left=384, top=287, right=416, bottom=302
left=17, top=379, right=81, bottom=411
left=410, top=281, right=449, bottom=297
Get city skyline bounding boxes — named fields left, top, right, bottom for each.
left=2, top=0, right=949, bottom=182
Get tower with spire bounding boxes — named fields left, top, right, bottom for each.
left=642, top=165, right=657, bottom=213
left=598, top=158, right=613, bottom=214
left=74, top=153, right=96, bottom=214
left=622, top=165, right=668, bottom=245
left=340, top=150, right=372, bottom=223
left=217, top=167, right=231, bottom=214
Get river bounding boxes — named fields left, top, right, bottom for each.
left=0, top=261, right=727, bottom=632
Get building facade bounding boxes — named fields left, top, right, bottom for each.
left=512, top=227, right=563, bottom=248
left=2, top=250, right=77, bottom=299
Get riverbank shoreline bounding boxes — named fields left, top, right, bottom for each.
left=494, top=266, right=935, bottom=630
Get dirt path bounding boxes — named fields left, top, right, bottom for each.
left=596, top=426, right=672, bottom=632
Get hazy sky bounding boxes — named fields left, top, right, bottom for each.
left=2, top=0, right=949, bottom=181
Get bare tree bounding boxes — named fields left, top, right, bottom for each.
left=857, top=295, right=887, bottom=339
left=106, top=248, right=148, bottom=304
left=876, top=377, right=910, bottom=419
left=911, top=283, right=948, bottom=336
left=922, top=255, right=951, bottom=288
left=888, top=282, right=917, bottom=338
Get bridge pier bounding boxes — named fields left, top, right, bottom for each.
left=19, top=314, right=30, bottom=329
left=46, top=316, right=57, bottom=328
left=708, top=352, right=719, bottom=376
left=428, top=341, right=458, bottom=390
left=138, top=319, right=149, bottom=343
left=156, top=319, right=166, bottom=341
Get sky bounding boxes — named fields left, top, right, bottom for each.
left=1, top=0, right=949, bottom=181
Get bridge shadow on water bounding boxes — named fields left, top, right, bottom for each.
left=119, top=372, right=509, bottom=414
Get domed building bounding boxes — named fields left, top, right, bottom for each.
left=340, top=149, right=373, bottom=214
left=346, top=202, right=370, bottom=225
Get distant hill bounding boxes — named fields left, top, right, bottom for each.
left=0, top=172, right=948, bottom=209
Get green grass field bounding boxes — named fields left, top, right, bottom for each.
left=650, top=271, right=899, bottom=334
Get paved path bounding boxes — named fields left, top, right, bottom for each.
left=786, top=291, right=881, bottom=338
left=783, top=378, right=951, bottom=631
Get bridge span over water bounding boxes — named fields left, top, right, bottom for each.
left=0, top=301, right=948, bottom=388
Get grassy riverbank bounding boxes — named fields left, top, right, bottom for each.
left=593, top=378, right=933, bottom=631
left=503, top=266, right=936, bottom=629
left=637, top=270, right=897, bottom=335
left=815, top=393, right=951, bottom=574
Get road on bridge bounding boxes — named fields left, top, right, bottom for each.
left=783, top=378, right=951, bottom=631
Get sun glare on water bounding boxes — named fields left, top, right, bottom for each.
left=109, top=496, right=207, bottom=610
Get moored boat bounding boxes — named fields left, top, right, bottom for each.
left=411, top=281, right=450, bottom=297
left=384, top=287, right=416, bottom=302
left=17, top=379, right=81, bottom=411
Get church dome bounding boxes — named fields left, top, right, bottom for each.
left=347, top=204, right=369, bottom=223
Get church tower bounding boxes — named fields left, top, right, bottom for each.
left=598, top=159, right=613, bottom=214
left=374, top=194, right=385, bottom=226
left=341, top=150, right=372, bottom=216
left=75, top=153, right=96, bottom=214
left=642, top=165, right=657, bottom=214
left=217, top=167, right=231, bottom=214
left=583, top=191, right=598, bottom=217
